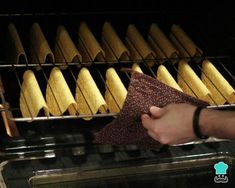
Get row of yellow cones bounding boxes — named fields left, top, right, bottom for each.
left=20, top=60, right=235, bottom=121
left=20, top=66, right=125, bottom=120
left=14, top=20, right=235, bottom=120
left=8, top=21, right=201, bottom=67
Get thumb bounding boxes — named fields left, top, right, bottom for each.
left=149, top=106, right=165, bottom=118
left=141, top=114, right=156, bottom=130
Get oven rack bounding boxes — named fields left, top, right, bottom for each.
left=0, top=54, right=235, bottom=124
left=0, top=55, right=231, bottom=67
left=0, top=11, right=234, bottom=125
left=1, top=18, right=235, bottom=139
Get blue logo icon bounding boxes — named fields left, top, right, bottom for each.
left=214, top=161, right=228, bottom=183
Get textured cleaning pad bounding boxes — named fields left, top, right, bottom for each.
left=95, top=72, right=209, bottom=148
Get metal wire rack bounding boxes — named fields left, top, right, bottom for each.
left=1, top=55, right=235, bottom=123
left=0, top=13, right=234, bottom=139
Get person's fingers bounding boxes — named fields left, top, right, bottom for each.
left=147, top=130, right=160, bottom=141
left=149, top=106, right=164, bottom=118
left=141, top=114, right=156, bottom=130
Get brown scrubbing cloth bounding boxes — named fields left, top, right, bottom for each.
left=95, top=72, right=209, bottom=148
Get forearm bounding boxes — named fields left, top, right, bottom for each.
left=200, top=109, right=235, bottom=139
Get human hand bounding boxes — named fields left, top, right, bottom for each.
left=141, top=103, right=198, bottom=145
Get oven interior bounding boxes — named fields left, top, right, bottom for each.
left=0, top=1, right=235, bottom=187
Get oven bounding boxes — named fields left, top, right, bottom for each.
left=0, top=1, right=235, bottom=187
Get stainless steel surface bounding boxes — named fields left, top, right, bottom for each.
left=1, top=139, right=235, bottom=188
left=28, top=155, right=235, bottom=186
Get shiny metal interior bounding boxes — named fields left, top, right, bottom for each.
left=0, top=139, right=234, bottom=187
left=28, top=155, right=235, bottom=186
left=0, top=146, right=234, bottom=188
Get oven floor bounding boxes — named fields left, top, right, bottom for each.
left=1, top=141, right=235, bottom=188
left=3, top=159, right=235, bottom=188
left=30, top=166, right=234, bottom=188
